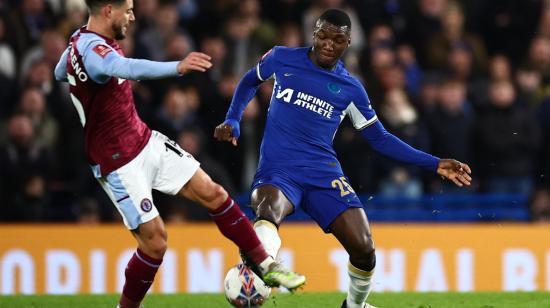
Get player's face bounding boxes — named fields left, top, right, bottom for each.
left=312, top=21, right=350, bottom=69
left=111, top=0, right=135, bottom=40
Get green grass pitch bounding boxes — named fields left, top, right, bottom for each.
left=1, top=292, right=549, bottom=307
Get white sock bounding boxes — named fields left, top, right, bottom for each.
left=346, top=261, right=374, bottom=308
left=258, top=255, right=275, bottom=275
left=254, top=220, right=281, bottom=259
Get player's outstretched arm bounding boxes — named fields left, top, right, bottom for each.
left=176, top=52, right=212, bottom=74
left=360, top=120, right=439, bottom=170
left=213, top=67, right=263, bottom=146
left=84, top=42, right=212, bottom=82
left=360, top=120, right=472, bottom=187
left=437, top=159, right=472, bottom=187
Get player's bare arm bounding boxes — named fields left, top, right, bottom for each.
left=437, top=159, right=472, bottom=187
left=177, top=51, right=212, bottom=74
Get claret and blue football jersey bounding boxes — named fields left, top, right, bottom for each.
left=55, top=27, right=180, bottom=176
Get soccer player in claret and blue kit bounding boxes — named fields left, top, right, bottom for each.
left=54, top=0, right=305, bottom=307
left=215, top=9, right=472, bottom=308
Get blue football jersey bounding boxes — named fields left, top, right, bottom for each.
left=255, top=46, right=377, bottom=170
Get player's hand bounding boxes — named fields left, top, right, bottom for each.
left=177, top=52, right=212, bottom=74
left=437, top=159, right=472, bottom=187
left=214, top=119, right=240, bottom=146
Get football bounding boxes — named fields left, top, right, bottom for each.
left=224, top=264, right=272, bottom=307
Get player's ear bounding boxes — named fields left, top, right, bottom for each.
left=104, top=4, right=113, bottom=18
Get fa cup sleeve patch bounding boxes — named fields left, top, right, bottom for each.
left=93, top=44, right=113, bottom=58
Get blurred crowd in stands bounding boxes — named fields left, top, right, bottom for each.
left=0, top=0, right=549, bottom=223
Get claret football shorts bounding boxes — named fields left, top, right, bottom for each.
left=97, top=131, right=200, bottom=230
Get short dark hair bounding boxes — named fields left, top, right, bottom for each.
left=317, top=9, right=351, bottom=30
left=85, top=0, right=126, bottom=14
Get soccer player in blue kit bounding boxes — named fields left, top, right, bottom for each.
left=215, top=9, right=472, bottom=308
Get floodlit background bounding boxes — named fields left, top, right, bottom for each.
left=0, top=0, right=549, bottom=295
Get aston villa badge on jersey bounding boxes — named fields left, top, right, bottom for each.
left=140, top=198, right=153, bottom=212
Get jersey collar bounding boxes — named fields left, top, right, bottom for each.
left=80, top=26, right=116, bottom=45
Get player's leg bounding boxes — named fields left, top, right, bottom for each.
left=177, top=167, right=271, bottom=268
left=118, top=216, right=167, bottom=308
left=248, top=185, right=302, bottom=287
left=97, top=172, right=165, bottom=307
left=330, top=208, right=376, bottom=308
left=178, top=168, right=305, bottom=289
left=152, top=131, right=271, bottom=266
left=152, top=131, right=304, bottom=290
left=301, top=169, right=375, bottom=307
left=250, top=185, right=294, bottom=258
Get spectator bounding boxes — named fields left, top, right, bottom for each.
left=405, top=0, right=448, bottom=66
left=223, top=12, right=262, bottom=77
left=133, top=0, right=158, bottom=32
left=198, top=34, right=227, bottom=83
left=0, top=114, right=52, bottom=221
left=164, top=33, right=193, bottom=61
left=396, top=44, right=423, bottom=97
left=153, top=86, right=200, bottom=140
left=7, top=0, right=56, bottom=56
left=425, top=1, right=488, bottom=73
left=425, top=79, right=474, bottom=192
left=415, top=73, right=442, bottom=113
left=260, top=0, right=310, bottom=25
left=176, top=0, right=200, bottom=23
left=444, top=43, right=487, bottom=106
left=489, top=54, right=512, bottom=82
left=56, top=0, right=87, bottom=39
left=445, top=43, right=474, bottom=82
left=362, top=45, right=396, bottom=106
left=276, top=22, right=303, bottom=48
left=537, top=7, right=550, bottom=40
left=473, top=80, right=540, bottom=194
left=426, top=79, right=473, bottom=163
left=0, top=15, right=16, bottom=79
left=137, top=1, right=194, bottom=61
left=377, top=88, right=429, bottom=197
left=17, top=87, right=59, bottom=149
left=476, top=0, right=540, bottom=60
left=526, top=36, right=550, bottom=82
left=515, top=65, right=547, bottom=109
left=0, top=14, right=18, bottom=117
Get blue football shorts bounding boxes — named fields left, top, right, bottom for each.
left=251, top=166, right=364, bottom=233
